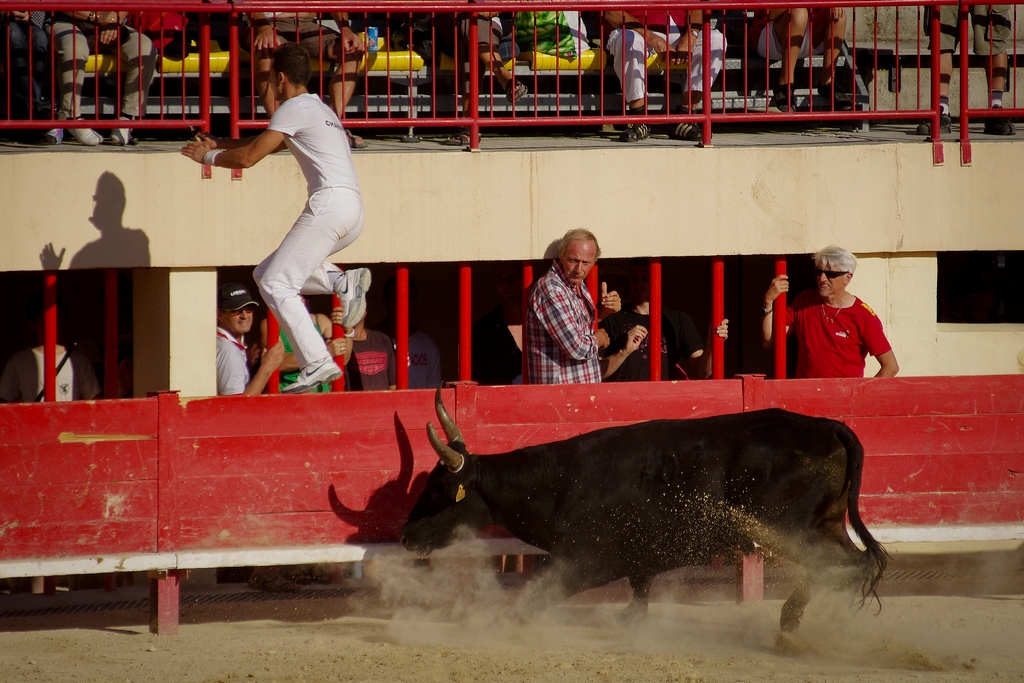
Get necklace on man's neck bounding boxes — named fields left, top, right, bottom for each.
left=821, top=297, right=846, bottom=325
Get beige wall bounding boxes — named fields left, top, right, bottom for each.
left=2, top=142, right=1022, bottom=393
left=4, top=142, right=1024, bottom=272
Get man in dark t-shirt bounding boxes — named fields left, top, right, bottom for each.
left=600, top=262, right=728, bottom=381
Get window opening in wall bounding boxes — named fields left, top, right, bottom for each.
left=937, top=251, right=1024, bottom=324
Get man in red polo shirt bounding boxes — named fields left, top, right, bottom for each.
left=761, top=246, right=899, bottom=378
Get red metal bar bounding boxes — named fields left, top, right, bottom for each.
left=711, top=257, right=725, bottom=380
left=267, top=310, right=280, bottom=393
left=43, top=271, right=57, bottom=402
left=958, top=5, right=971, bottom=164
left=586, top=264, right=598, bottom=329
left=331, top=293, right=345, bottom=392
left=928, top=5, right=945, bottom=164
left=395, top=264, right=410, bottom=390
left=198, top=11, right=211, bottom=133
left=228, top=12, right=241, bottom=140
left=467, top=13, right=481, bottom=150
left=648, top=258, right=662, bottom=381
left=773, top=257, right=787, bottom=380
left=459, top=262, right=472, bottom=381
left=521, top=261, right=533, bottom=384
left=105, top=269, right=118, bottom=398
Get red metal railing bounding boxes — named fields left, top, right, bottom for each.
left=2, top=1, right=1021, bottom=150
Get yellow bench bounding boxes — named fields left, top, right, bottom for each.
left=78, top=39, right=424, bottom=75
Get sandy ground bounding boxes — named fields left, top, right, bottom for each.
left=1, top=551, right=1023, bottom=683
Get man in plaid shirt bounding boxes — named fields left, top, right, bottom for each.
left=526, top=229, right=619, bottom=384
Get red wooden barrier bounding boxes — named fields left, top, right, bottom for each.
left=1, top=377, right=1022, bottom=633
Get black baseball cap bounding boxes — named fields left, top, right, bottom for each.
left=218, top=282, right=259, bottom=311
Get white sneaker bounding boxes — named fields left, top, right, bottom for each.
left=281, top=358, right=342, bottom=394
left=69, top=125, right=102, bottom=146
left=334, top=268, right=372, bottom=332
left=111, top=118, right=132, bottom=146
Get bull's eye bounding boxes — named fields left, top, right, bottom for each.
left=455, top=484, right=466, bottom=502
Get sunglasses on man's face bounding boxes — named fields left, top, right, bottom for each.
left=815, top=268, right=849, bottom=280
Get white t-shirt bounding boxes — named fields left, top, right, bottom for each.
left=216, top=329, right=250, bottom=395
left=0, top=346, right=101, bottom=402
left=268, top=93, right=360, bottom=196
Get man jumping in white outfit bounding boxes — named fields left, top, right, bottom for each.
left=181, top=42, right=370, bottom=394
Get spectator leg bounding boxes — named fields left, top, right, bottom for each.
left=118, top=30, right=157, bottom=119
left=52, top=22, right=91, bottom=119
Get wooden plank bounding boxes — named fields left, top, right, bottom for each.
left=1, top=519, right=157, bottom=559
left=763, top=376, right=1024, bottom=417
left=0, top=443, right=157, bottom=485
left=860, top=491, right=1024, bottom=526
left=465, top=382, right=744, bottom=428
left=177, top=391, right=440, bottom=438
left=862, top=451, right=1024, bottom=495
left=850, top=414, right=1024, bottom=457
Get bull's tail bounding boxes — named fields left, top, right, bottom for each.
left=836, top=422, right=888, bottom=607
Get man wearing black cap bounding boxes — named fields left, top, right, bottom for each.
left=216, top=282, right=284, bottom=396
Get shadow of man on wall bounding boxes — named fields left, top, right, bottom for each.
left=328, top=413, right=429, bottom=543
left=65, top=172, right=151, bottom=269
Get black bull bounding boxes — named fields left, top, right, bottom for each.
left=401, top=389, right=887, bottom=632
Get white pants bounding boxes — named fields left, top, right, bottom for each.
left=606, top=20, right=726, bottom=102
left=254, top=187, right=364, bottom=368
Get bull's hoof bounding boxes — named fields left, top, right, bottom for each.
left=620, top=600, right=649, bottom=623
left=775, top=631, right=810, bottom=656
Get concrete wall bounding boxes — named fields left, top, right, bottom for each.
left=1, top=141, right=1022, bottom=393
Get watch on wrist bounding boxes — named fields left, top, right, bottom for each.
left=762, top=306, right=773, bottom=315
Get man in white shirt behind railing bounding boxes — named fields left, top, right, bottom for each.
left=602, top=9, right=726, bottom=143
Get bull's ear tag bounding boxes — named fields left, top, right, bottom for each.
left=455, top=484, right=466, bottom=502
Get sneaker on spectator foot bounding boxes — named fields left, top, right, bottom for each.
left=281, top=358, right=342, bottom=394
left=69, top=123, right=102, bottom=146
left=915, top=114, right=951, bottom=136
left=111, top=117, right=135, bottom=146
left=334, top=267, right=372, bottom=332
left=619, top=122, right=650, bottom=142
left=984, top=115, right=1015, bottom=136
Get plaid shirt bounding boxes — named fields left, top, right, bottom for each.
left=525, top=260, right=601, bottom=384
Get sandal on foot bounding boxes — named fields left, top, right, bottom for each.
left=440, top=128, right=470, bottom=146
left=505, top=80, right=528, bottom=104
left=619, top=122, right=650, bottom=142
left=669, top=122, right=701, bottom=141
left=345, top=128, right=367, bottom=149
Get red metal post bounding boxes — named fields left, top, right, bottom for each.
left=198, top=12, right=211, bottom=135
left=737, top=552, right=764, bottom=602
left=586, top=265, right=599, bottom=328
left=267, top=310, right=280, bottom=393
left=648, top=258, right=662, bottom=381
left=104, top=269, right=118, bottom=398
left=331, top=294, right=345, bottom=392
left=459, top=262, right=472, bottom=381
left=396, top=265, right=410, bottom=389
left=711, top=257, right=725, bottom=379
left=521, top=262, right=533, bottom=384
left=928, top=7, right=945, bottom=164
left=149, top=570, right=181, bottom=636
left=958, top=5, right=972, bottom=164
left=43, top=271, right=57, bottom=402
left=773, top=257, right=787, bottom=379
left=467, top=15, right=481, bottom=150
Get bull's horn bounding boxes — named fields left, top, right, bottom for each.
left=433, top=385, right=465, bottom=447
left=427, top=422, right=465, bottom=472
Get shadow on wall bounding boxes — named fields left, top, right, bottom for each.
left=328, top=412, right=429, bottom=543
left=39, top=171, right=151, bottom=270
